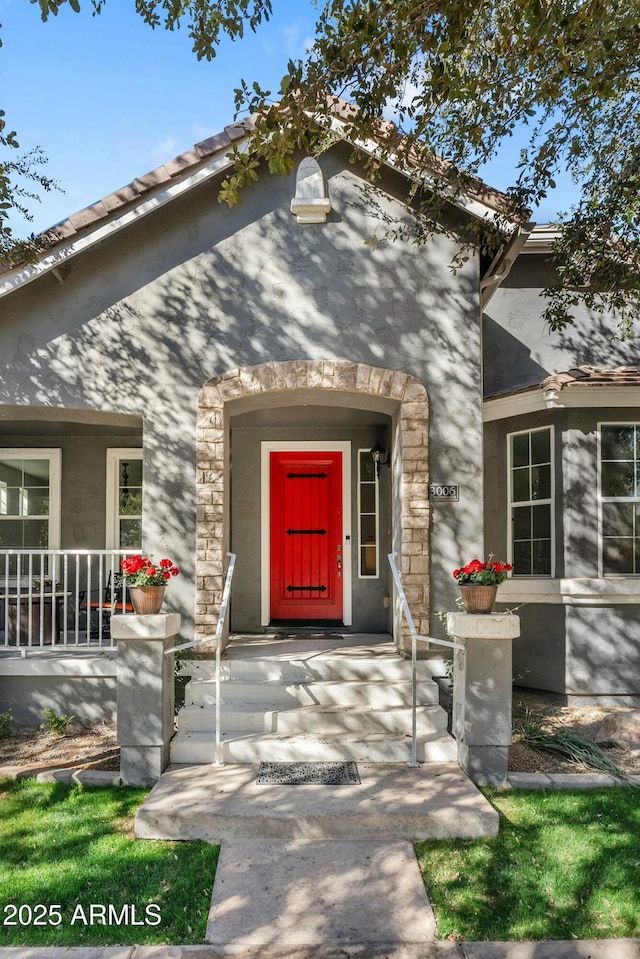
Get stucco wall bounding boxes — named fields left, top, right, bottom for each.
left=483, top=255, right=638, bottom=396
left=0, top=145, right=482, bottom=638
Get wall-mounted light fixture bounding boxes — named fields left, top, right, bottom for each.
left=370, top=442, right=389, bottom=479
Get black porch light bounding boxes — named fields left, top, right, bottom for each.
left=370, top=441, right=389, bottom=478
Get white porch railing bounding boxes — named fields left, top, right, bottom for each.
left=388, top=553, right=465, bottom=767
left=0, top=549, right=139, bottom=652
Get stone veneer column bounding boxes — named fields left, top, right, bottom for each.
left=196, top=360, right=430, bottom=645
left=448, top=612, right=520, bottom=785
left=112, top=613, right=180, bottom=785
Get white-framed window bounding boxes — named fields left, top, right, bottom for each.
left=0, top=449, right=61, bottom=549
left=508, top=426, right=554, bottom=576
left=358, top=449, right=379, bottom=578
left=106, top=449, right=143, bottom=549
left=599, top=423, right=640, bottom=575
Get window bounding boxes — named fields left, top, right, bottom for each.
left=508, top=427, right=554, bottom=575
left=106, top=450, right=143, bottom=549
left=0, top=449, right=61, bottom=549
left=358, top=449, right=378, bottom=577
left=599, top=423, right=640, bottom=574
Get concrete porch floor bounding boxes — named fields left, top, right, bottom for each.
left=135, top=761, right=498, bottom=842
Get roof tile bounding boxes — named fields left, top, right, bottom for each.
left=542, top=366, right=640, bottom=391
left=132, top=166, right=172, bottom=193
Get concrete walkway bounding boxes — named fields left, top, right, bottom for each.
left=2, top=939, right=640, bottom=957
left=3, top=761, right=640, bottom=956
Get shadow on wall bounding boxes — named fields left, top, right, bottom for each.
left=482, top=315, right=549, bottom=396
left=0, top=149, right=482, bottom=632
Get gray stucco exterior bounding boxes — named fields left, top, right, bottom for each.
left=484, top=255, right=640, bottom=702
left=0, top=143, right=483, bottom=647
left=3, top=129, right=637, bottom=707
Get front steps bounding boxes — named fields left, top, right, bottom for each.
left=170, top=634, right=457, bottom=765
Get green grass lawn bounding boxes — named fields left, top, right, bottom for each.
left=0, top=779, right=219, bottom=946
left=416, top=788, right=640, bottom=941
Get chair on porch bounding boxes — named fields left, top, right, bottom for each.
left=85, top=571, right=133, bottom=639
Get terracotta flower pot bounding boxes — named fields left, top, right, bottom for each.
left=129, top=585, right=166, bottom=615
left=459, top=584, right=498, bottom=614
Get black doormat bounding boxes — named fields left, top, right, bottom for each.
left=256, top=761, right=360, bottom=785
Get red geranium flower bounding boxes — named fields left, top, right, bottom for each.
left=120, top=553, right=181, bottom=587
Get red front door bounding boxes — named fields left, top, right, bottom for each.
left=270, top=450, right=343, bottom=621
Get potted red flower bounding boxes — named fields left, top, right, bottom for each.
left=120, top=554, right=180, bottom=614
left=452, top=555, right=512, bottom=613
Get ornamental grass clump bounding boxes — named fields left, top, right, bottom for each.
left=120, top=554, right=180, bottom=587
left=452, top=554, right=512, bottom=586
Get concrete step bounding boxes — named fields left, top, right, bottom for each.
left=184, top=678, right=439, bottom=708
left=184, top=654, right=437, bottom=684
left=135, top=762, right=499, bottom=841
left=169, top=728, right=457, bottom=764
left=178, top=703, right=448, bottom=736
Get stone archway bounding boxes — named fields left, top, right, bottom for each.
left=196, top=360, right=430, bottom=642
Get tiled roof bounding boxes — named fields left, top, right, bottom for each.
left=39, top=119, right=254, bottom=248
left=542, top=366, right=640, bottom=392
left=2, top=97, right=525, bottom=280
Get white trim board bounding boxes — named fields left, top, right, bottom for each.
left=499, top=577, right=640, bottom=606
left=484, top=386, right=640, bottom=422
left=260, top=441, right=352, bottom=627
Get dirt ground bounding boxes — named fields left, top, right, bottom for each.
left=0, top=692, right=639, bottom=775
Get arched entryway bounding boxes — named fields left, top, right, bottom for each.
left=196, top=361, right=429, bottom=646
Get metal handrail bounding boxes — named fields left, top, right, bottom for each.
left=165, top=552, right=236, bottom=766
left=388, top=553, right=465, bottom=767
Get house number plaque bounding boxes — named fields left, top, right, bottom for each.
left=428, top=484, right=459, bottom=502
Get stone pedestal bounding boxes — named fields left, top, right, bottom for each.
left=448, top=612, right=520, bottom=786
left=112, top=613, right=180, bottom=785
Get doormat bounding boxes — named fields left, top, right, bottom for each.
left=256, top=761, right=360, bottom=785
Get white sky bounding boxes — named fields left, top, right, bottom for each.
left=1, top=0, right=577, bottom=237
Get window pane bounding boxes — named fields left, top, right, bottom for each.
left=513, top=540, right=532, bottom=575
left=0, top=461, right=22, bottom=486
left=532, top=504, right=551, bottom=539
left=121, top=459, right=142, bottom=486
left=602, top=462, right=634, bottom=497
left=531, top=429, right=550, bottom=464
left=511, top=434, right=530, bottom=468
left=601, top=425, right=635, bottom=461
left=513, top=506, right=532, bottom=541
left=120, top=489, right=142, bottom=515
left=359, top=453, right=375, bottom=482
left=602, top=501, right=635, bottom=538
left=603, top=537, right=634, bottom=574
left=22, top=520, right=49, bottom=549
left=360, top=515, right=376, bottom=544
left=532, top=540, right=552, bottom=575
left=120, top=519, right=142, bottom=549
left=23, top=461, right=50, bottom=487
left=531, top=464, right=551, bottom=500
left=360, top=545, right=377, bottom=576
left=1, top=489, right=24, bottom=516
left=0, top=521, right=24, bottom=548
left=512, top=468, right=530, bottom=503
left=360, top=485, right=376, bottom=514
left=25, top=488, right=49, bottom=517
